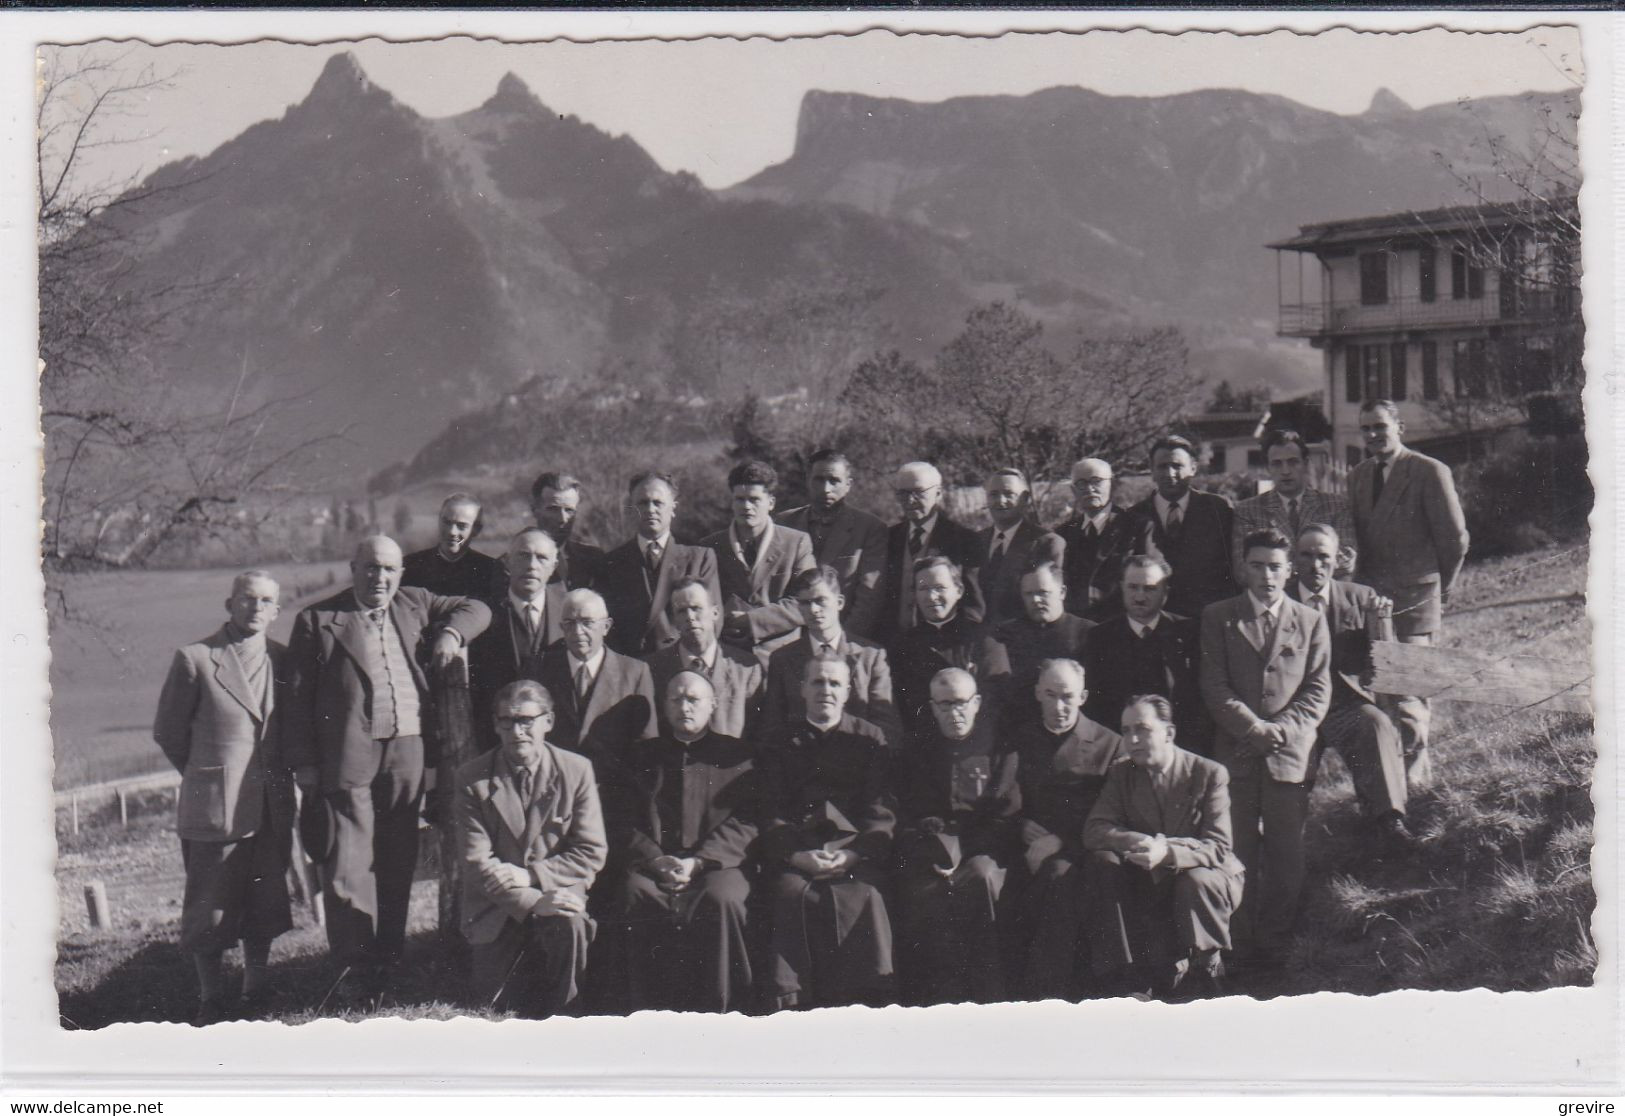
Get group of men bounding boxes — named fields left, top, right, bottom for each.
left=153, top=398, right=1469, bottom=1022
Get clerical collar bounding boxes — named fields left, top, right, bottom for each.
left=672, top=729, right=708, bottom=748
left=437, top=546, right=467, bottom=564
left=804, top=715, right=841, bottom=735
left=1046, top=718, right=1079, bottom=738
left=924, top=612, right=956, bottom=630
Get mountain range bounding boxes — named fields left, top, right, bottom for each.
left=90, top=51, right=1574, bottom=479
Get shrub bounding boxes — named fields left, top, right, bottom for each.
left=1457, top=432, right=1590, bottom=558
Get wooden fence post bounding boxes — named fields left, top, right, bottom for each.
left=116, top=788, right=128, bottom=827
left=435, top=650, right=475, bottom=941
left=70, top=793, right=79, bottom=837
left=84, top=881, right=110, bottom=929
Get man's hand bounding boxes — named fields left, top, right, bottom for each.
left=430, top=629, right=462, bottom=674
left=649, top=855, right=700, bottom=892
left=817, top=849, right=858, bottom=878
left=294, top=766, right=320, bottom=790
left=1023, top=833, right=1063, bottom=876
left=483, top=862, right=530, bottom=893
left=788, top=851, right=825, bottom=877
left=531, top=888, right=586, bottom=918
left=1124, top=834, right=1170, bottom=871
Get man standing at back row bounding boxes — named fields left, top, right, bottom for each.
left=1348, top=400, right=1469, bottom=788
left=1230, top=429, right=1356, bottom=585
left=1136, top=435, right=1237, bottom=622
left=531, top=471, right=604, bottom=591
left=776, top=449, right=890, bottom=642
left=880, top=461, right=986, bottom=643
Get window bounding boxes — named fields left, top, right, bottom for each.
left=1419, top=246, right=1437, bottom=303
left=1452, top=248, right=1484, bottom=300
left=1421, top=340, right=1439, bottom=400
left=1363, top=344, right=1388, bottom=401
left=1344, top=345, right=1361, bottom=403
left=1390, top=342, right=1408, bottom=401
left=1360, top=252, right=1389, bottom=306
left=1454, top=338, right=1489, bottom=398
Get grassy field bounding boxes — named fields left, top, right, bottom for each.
left=50, top=542, right=1594, bottom=1025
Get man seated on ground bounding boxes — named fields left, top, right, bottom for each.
left=1007, top=658, right=1123, bottom=1001
left=761, top=565, right=902, bottom=748
left=467, top=528, right=567, bottom=755
left=894, top=668, right=1019, bottom=1007
left=609, top=672, right=759, bottom=1014
left=1083, top=695, right=1244, bottom=1001
left=154, top=570, right=295, bottom=1025
left=402, top=492, right=507, bottom=607
left=757, top=651, right=897, bottom=1011
left=976, top=467, right=1065, bottom=628
left=890, top=556, right=1012, bottom=736
left=1292, top=523, right=1415, bottom=850
left=645, top=577, right=764, bottom=743
left=458, top=680, right=605, bottom=1019
left=994, top=561, right=1094, bottom=724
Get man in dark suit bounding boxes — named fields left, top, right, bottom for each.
left=1200, top=529, right=1331, bottom=963
left=286, top=536, right=491, bottom=997
left=1084, top=555, right=1208, bottom=756
left=1136, top=435, right=1237, bottom=621
left=401, top=492, right=507, bottom=607
left=530, top=471, right=604, bottom=591
left=598, top=471, right=721, bottom=656
left=608, top=671, right=760, bottom=1013
left=1293, top=523, right=1414, bottom=848
left=890, top=556, right=1012, bottom=736
left=878, top=460, right=987, bottom=644
left=467, top=528, right=568, bottom=756
left=758, top=651, right=897, bottom=1010
left=762, top=565, right=902, bottom=748
left=1349, top=399, right=1470, bottom=787
left=1231, top=429, right=1357, bottom=583
left=646, top=577, right=765, bottom=742
left=994, top=561, right=1094, bottom=725
left=775, top=449, right=890, bottom=641
left=154, top=570, right=295, bottom=1024
left=536, top=588, right=658, bottom=779
left=976, top=467, right=1065, bottom=628
left=1055, top=458, right=1145, bottom=622
left=1083, top=695, right=1244, bottom=1000
left=703, top=460, right=816, bottom=663
left=458, top=679, right=605, bottom=1018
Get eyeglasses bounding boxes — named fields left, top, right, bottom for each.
left=561, top=617, right=608, bottom=630
left=496, top=714, right=547, bottom=730
left=932, top=698, right=978, bottom=712
left=894, top=487, right=940, bottom=499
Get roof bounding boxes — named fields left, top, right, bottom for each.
left=1185, top=412, right=1264, bottom=441
left=1266, top=195, right=1577, bottom=252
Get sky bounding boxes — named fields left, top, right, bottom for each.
left=45, top=24, right=1583, bottom=193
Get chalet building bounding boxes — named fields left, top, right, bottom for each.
left=1268, top=198, right=1581, bottom=468
left=1183, top=396, right=1335, bottom=479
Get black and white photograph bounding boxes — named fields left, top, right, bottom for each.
left=2, top=6, right=1617, bottom=1096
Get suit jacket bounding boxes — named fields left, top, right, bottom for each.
left=285, top=586, right=491, bottom=791
left=1295, top=579, right=1394, bottom=710
left=1349, top=447, right=1469, bottom=636
left=890, top=610, right=1013, bottom=734
left=776, top=502, right=890, bottom=640
left=1199, top=592, right=1332, bottom=784
left=466, top=586, right=568, bottom=747
left=550, top=536, right=605, bottom=592
left=1084, top=748, right=1244, bottom=876
left=1082, top=611, right=1206, bottom=751
left=646, top=641, right=765, bottom=743
left=994, top=612, right=1095, bottom=715
left=757, top=714, right=896, bottom=865
left=1055, top=506, right=1147, bottom=621
left=457, top=742, right=606, bottom=945
left=598, top=537, right=721, bottom=656
left=538, top=646, right=659, bottom=773
left=1231, top=488, right=1356, bottom=584
left=402, top=545, right=508, bottom=608
left=613, top=731, right=759, bottom=871
left=975, top=519, right=1066, bottom=628
left=154, top=626, right=294, bottom=843
left=1009, top=712, right=1123, bottom=858
left=1136, top=490, right=1238, bottom=622
left=703, top=522, right=816, bottom=655
left=878, top=512, right=989, bottom=642
left=761, top=629, right=902, bottom=748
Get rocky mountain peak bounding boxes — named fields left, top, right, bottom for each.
left=484, top=71, right=546, bottom=114
left=1364, top=86, right=1413, bottom=116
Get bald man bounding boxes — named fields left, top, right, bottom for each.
left=1054, top=458, right=1147, bottom=621
left=878, top=461, right=987, bottom=644
left=286, top=535, right=491, bottom=1002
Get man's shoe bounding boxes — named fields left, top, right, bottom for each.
left=1377, top=812, right=1420, bottom=852
left=191, top=997, right=228, bottom=1027
left=238, top=986, right=275, bottom=1021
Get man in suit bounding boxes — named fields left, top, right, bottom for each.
left=1231, top=429, right=1357, bottom=584
left=890, top=556, right=1012, bottom=736
left=1083, top=695, right=1245, bottom=1000
left=775, top=449, right=890, bottom=641
left=879, top=460, right=987, bottom=643
left=704, top=460, right=816, bottom=662
left=154, top=570, right=295, bottom=1025
left=894, top=668, right=1019, bottom=1006
left=608, top=671, right=760, bottom=1013
left=598, top=471, right=722, bottom=656
left=1137, top=435, right=1237, bottom=621
left=1007, top=658, right=1123, bottom=1001
left=976, top=467, right=1065, bottom=628
left=1200, top=528, right=1331, bottom=963
left=536, top=588, right=658, bottom=780
left=286, top=536, right=491, bottom=998
left=1349, top=399, right=1470, bottom=788
left=467, top=528, right=568, bottom=756
left=758, top=651, right=897, bottom=1010
left=458, top=679, right=605, bottom=1018
left=530, top=471, right=604, bottom=591
left=762, top=565, right=902, bottom=748
left=401, top=492, right=507, bottom=607
left=646, top=577, right=765, bottom=742
left=994, top=561, right=1094, bottom=725
left=1294, top=523, right=1415, bottom=848
left=1083, top=556, right=1208, bottom=757
left=1055, top=458, right=1145, bottom=622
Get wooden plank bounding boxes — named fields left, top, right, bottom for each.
left=1370, top=641, right=1592, bottom=714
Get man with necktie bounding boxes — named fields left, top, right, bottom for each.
left=878, top=461, right=987, bottom=645
left=703, top=460, right=816, bottom=663
left=467, top=528, right=568, bottom=755
left=1230, top=429, right=1356, bottom=585
left=537, top=588, right=658, bottom=781
left=1055, top=458, right=1148, bottom=622
left=598, top=471, right=721, bottom=656
left=975, top=467, right=1064, bottom=628
left=645, top=577, right=765, bottom=742
left=1135, top=435, right=1237, bottom=621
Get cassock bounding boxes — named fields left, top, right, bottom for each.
left=1083, top=611, right=1209, bottom=756
left=607, top=731, right=759, bottom=1013
left=402, top=545, right=507, bottom=608
left=993, top=612, right=1095, bottom=725
left=757, top=715, right=897, bottom=1009
left=889, top=610, right=1012, bottom=735
left=761, top=629, right=902, bottom=748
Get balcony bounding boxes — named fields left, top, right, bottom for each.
left=1277, top=288, right=1578, bottom=339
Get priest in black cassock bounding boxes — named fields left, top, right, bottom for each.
left=993, top=561, right=1094, bottom=725
left=400, top=493, right=507, bottom=607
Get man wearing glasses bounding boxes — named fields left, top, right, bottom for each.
left=878, top=461, right=987, bottom=646
left=1055, top=458, right=1146, bottom=622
